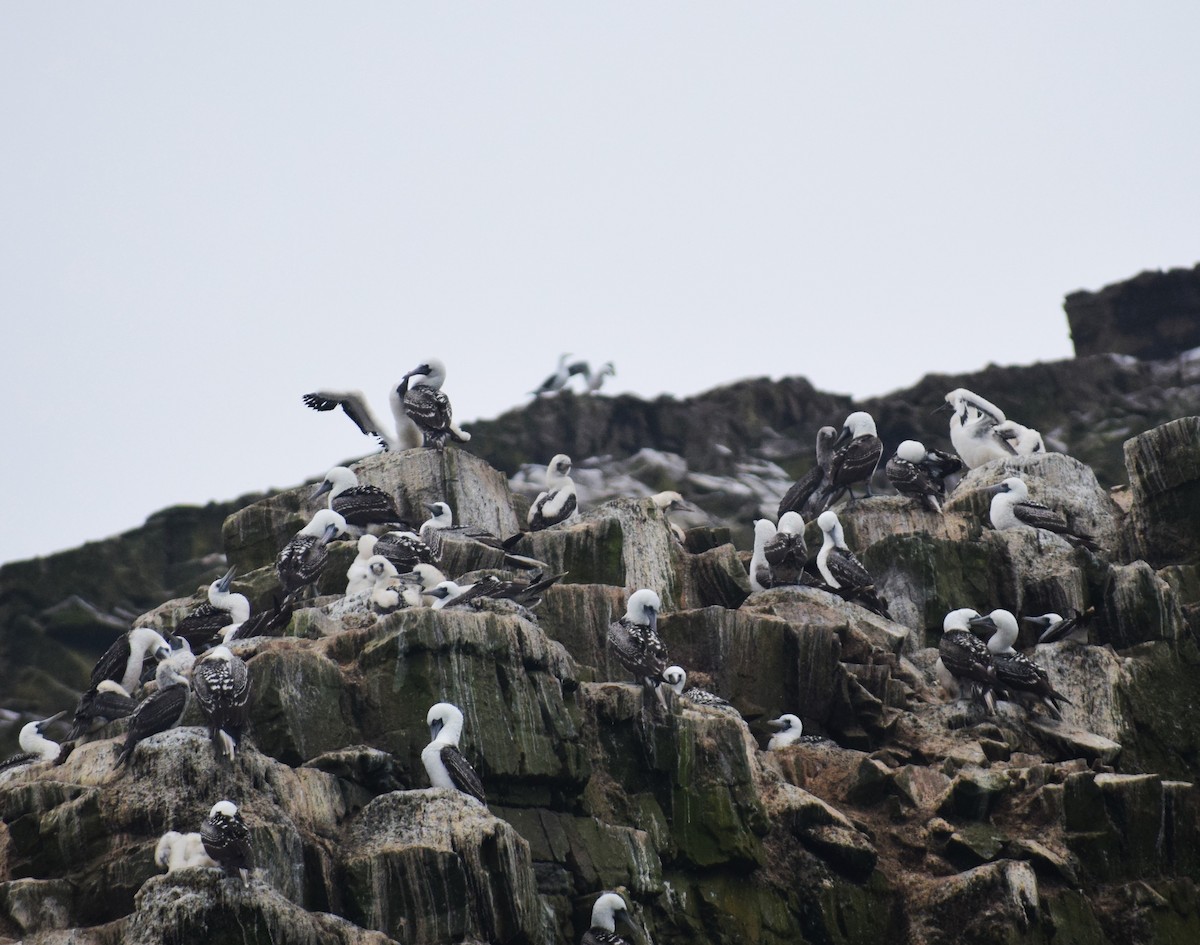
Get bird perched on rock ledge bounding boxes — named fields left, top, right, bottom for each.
left=399, top=357, right=471, bottom=450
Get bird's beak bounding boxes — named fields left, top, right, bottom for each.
left=426, top=503, right=440, bottom=514
left=215, top=565, right=237, bottom=594
left=39, top=710, right=67, bottom=730
left=985, top=483, right=1009, bottom=495
left=931, top=401, right=954, bottom=415
left=429, top=718, right=444, bottom=740
left=646, top=607, right=658, bottom=634
left=154, top=644, right=172, bottom=661
left=320, top=524, right=341, bottom=545
left=833, top=426, right=852, bottom=449
left=1021, top=615, right=1049, bottom=627
left=767, top=717, right=785, bottom=730
left=311, top=480, right=333, bottom=500
left=968, top=615, right=998, bottom=636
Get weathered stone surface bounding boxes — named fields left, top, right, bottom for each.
left=939, top=767, right=1012, bottom=820
left=1100, top=561, right=1187, bottom=648
left=1063, top=771, right=1165, bottom=883
left=912, top=860, right=1039, bottom=945
left=1065, top=264, right=1200, bottom=360
left=1123, top=417, right=1200, bottom=568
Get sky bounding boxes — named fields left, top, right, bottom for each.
left=2, top=4, right=1198, bottom=565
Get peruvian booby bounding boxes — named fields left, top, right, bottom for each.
left=68, top=679, right=138, bottom=740
left=530, top=353, right=577, bottom=396
left=570, top=359, right=616, bottom=394
left=201, top=800, right=253, bottom=886
left=748, top=519, right=778, bottom=592
left=1026, top=607, right=1096, bottom=645
left=763, top=511, right=809, bottom=586
left=399, top=357, right=470, bottom=450
left=818, top=411, right=884, bottom=510
left=970, top=609, right=1070, bottom=718
left=301, top=386, right=421, bottom=451
left=374, top=529, right=436, bottom=573
left=219, top=594, right=294, bottom=644
left=89, top=625, right=171, bottom=695
left=815, top=511, right=889, bottom=617
left=942, top=388, right=1017, bottom=468
left=369, top=571, right=424, bottom=615
left=766, top=714, right=825, bottom=749
left=421, top=502, right=545, bottom=570
left=606, top=589, right=668, bottom=695
left=422, top=702, right=486, bottom=804
left=885, top=440, right=962, bottom=513
left=345, top=535, right=381, bottom=597
left=276, top=509, right=348, bottom=599
left=191, top=645, right=251, bottom=762
left=173, top=566, right=251, bottom=648
left=995, top=420, right=1046, bottom=456
left=662, top=666, right=738, bottom=714
left=988, top=477, right=1098, bottom=550
left=582, top=891, right=638, bottom=945
left=155, top=830, right=218, bottom=872
left=428, top=571, right=566, bottom=611
left=311, top=466, right=408, bottom=530
left=936, top=607, right=996, bottom=713
left=527, top=454, right=578, bottom=531
left=114, top=662, right=190, bottom=768
left=0, top=712, right=66, bottom=772
left=778, top=426, right=838, bottom=520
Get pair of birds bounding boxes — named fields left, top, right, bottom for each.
left=943, top=388, right=1045, bottom=468
left=531, top=354, right=616, bottom=397
left=304, top=357, right=470, bottom=452
left=937, top=608, right=1070, bottom=719
left=778, top=412, right=884, bottom=520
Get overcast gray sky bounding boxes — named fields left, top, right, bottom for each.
left=3, top=4, right=1198, bottom=565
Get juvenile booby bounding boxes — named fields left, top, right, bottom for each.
left=988, top=477, right=1098, bottom=550
left=766, top=714, right=825, bottom=749
left=173, top=566, right=251, bottom=647
left=155, top=831, right=218, bottom=872
left=528, top=454, right=578, bottom=531
left=778, top=426, right=838, bottom=520
left=301, top=386, right=421, bottom=451
left=936, top=607, right=996, bottom=713
left=582, top=891, right=638, bottom=945
left=374, top=529, right=436, bottom=573
left=606, top=589, right=668, bottom=695
left=662, top=666, right=737, bottom=714
left=345, top=535, right=381, bottom=597
left=530, top=353, right=577, bottom=396
left=818, top=411, right=884, bottom=510
left=89, top=626, right=172, bottom=695
left=1026, top=607, right=1096, bottom=645
left=201, top=800, right=253, bottom=886
left=942, top=389, right=1017, bottom=468
left=995, top=420, right=1046, bottom=456
left=398, top=358, right=470, bottom=450
left=816, top=511, right=889, bottom=617
left=748, top=519, right=778, bottom=592
left=885, top=440, right=960, bottom=513
left=970, top=609, right=1070, bottom=718
left=68, top=679, right=138, bottom=740
left=114, top=662, right=190, bottom=768
left=276, top=509, right=348, bottom=599
left=191, top=645, right=251, bottom=762
left=764, top=511, right=809, bottom=586
left=0, top=712, right=66, bottom=772
left=311, top=466, right=407, bottom=530
left=422, top=702, right=486, bottom=804
left=369, top=572, right=424, bottom=615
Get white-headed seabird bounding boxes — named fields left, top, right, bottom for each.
left=68, top=679, right=138, bottom=740
left=301, top=386, right=421, bottom=451
left=815, top=511, right=889, bottom=617
left=155, top=831, right=218, bottom=872
left=174, top=566, right=251, bottom=649
left=571, top=360, right=616, bottom=394
left=428, top=572, right=565, bottom=611
left=582, top=891, right=638, bottom=945
left=662, top=666, right=738, bottom=714
left=201, top=800, right=253, bottom=886
left=942, top=388, right=1017, bottom=469
left=766, top=714, right=825, bottom=749
left=311, top=466, right=408, bottom=531
left=988, top=477, right=1098, bottom=550
left=191, top=645, right=251, bottom=762
left=995, top=420, right=1046, bottom=456
left=1026, top=607, right=1095, bottom=645
left=778, top=426, right=838, bottom=520
left=885, top=439, right=963, bottom=513
left=114, top=661, right=190, bottom=768
left=818, top=411, right=884, bottom=510
left=970, top=609, right=1070, bottom=718
left=399, top=358, right=470, bottom=450
left=530, top=353, right=578, bottom=396
left=764, top=511, right=809, bottom=586
left=606, top=589, right=668, bottom=697
left=936, top=607, right=996, bottom=713
left=528, top=454, right=578, bottom=531
left=421, top=502, right=544, bottom=570
left=276, top=509, right=348, bottom=599
left=0, top=712, right=66, bottom=772
left=422, top=702, right=486, bottom=804
left=89, top=625, right=171, bottom=696
left=748, top=519, right=778, bottom=592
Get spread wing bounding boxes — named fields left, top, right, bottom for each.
left=441, top=744, right=486, bottom=804
left=302, top=390, right=386, bottom=440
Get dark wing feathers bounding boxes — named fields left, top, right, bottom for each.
left=1013, top=500, right=1071, bottom=532
left=114, top=683, right=189, bottom=767
left=375, top=532, right=435, bottom=571
left=441, top=744, right=487, bottom=804
left=939, top=631, right=995, bottom=687
left=829, top=435, right=883, bottom=490
left=763, top=532, right=807, bottom=585
left=90, top=635, right=132, bottom=689
left=403, top=386, right=453, bottom=443
left=529, top=489, right=577, bottom=530
left=331, top=485, right=405, bottom=528
left=303, top=392, right=381, bottom=439
left=607, top=617, right=668, bottom=683
left=201, top=813, right=253, bottom=874
left=778, top=466, right=824, bottom=520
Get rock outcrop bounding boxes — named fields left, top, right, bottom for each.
left=1065, top=264, right=1200, bottom=360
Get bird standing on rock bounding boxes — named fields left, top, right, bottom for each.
left=607, top=589, right=668, bottom=697
left=815, top=511, right=889, bottom=617
left=988, top=477, right=1098, bottom=550
left=422, top=702, right=486, bottom=805
left=778, top=426, right=838, bottom=520
left=818, top=411, right=883, bottom=510
left=201, top=800, right=253, bottom=886
left=191, top=645, right=251, bottom=762
left=527, top=454, right=578, bottom=531
left=399, top=358, right=470, bottom=450
left=276, top=509, right=348, bottom=599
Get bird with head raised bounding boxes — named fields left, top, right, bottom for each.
left=970, top=609, right=1071, bottom=719
left=0, top=712, right=66, bottom=772
left=422, top=702, right=486, bottom=805
left=816, top=511, right=889, bottom=617
left=606, top=589, right=668, bottom=698
left=398, top=357, right=470, bottom=450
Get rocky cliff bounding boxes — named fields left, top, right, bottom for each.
left=2, top=405, right=1200, bottom=943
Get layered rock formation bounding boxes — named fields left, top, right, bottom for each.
left=3, top=417, right=1200, bottom=943
left=1065, top=264, right=1200, bottom=360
